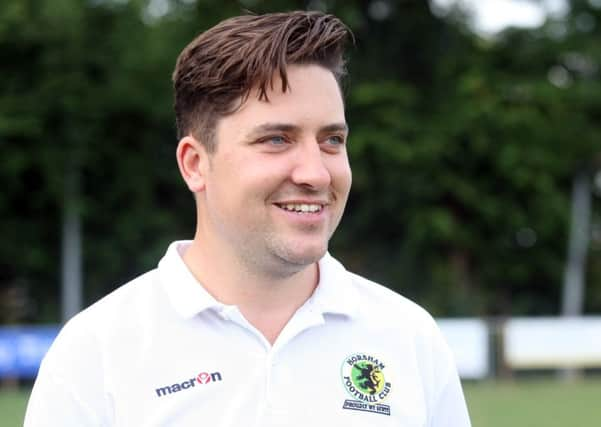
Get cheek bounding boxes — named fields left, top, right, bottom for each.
left=329, top=157, right=352, bottom=191
left=241, top=156, right=293, bottom=190
left=208, top=158, right=283, bottom=207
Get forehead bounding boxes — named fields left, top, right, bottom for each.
left=217, top=64, right=346, bottom=136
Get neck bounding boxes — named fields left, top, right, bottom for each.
left=182, top=237, right=319, bottom=344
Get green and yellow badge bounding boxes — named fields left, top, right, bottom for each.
left=341, top=353, right=392, bottom=416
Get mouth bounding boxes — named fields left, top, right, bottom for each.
left=274, top=203, right=324, bottom=214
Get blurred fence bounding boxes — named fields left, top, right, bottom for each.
left=440, top=316, right=601, bottom=379
left=1, top=318, right=601, bottom=381
left=0, top=326, right=58, bottom=380
left=504, top=317, right=601, bottom=369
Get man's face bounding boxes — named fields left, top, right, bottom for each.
left=197, top=64, right=351, bottom=275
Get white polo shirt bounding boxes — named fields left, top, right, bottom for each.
left=25, top=241, right=471, bottom=427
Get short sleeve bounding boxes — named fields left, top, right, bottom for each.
left=427, top=324, right=472, bottom=427
left=428, top=363, right=471, bottom=427
left=24, top=315, right=112, bottom=427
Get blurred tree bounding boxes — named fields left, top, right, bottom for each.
left=0, top=0, right=190, bottom=320
left=334, top=0, right=601, bottom=315
left=1, top=0, right=600, bottom=322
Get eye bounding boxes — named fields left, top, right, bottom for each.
left=323, top=135, right=345, bottom=146
left=263, top=135, right=288, bottom=145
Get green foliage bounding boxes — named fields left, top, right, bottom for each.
left=331, top=0, right=601, bottom=315
left=1, top=0, right=600, bottom=320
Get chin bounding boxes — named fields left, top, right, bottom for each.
left=272, top=242, right=327, bottom=267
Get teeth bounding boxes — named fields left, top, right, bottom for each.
left=279, top=203, right=322, bottom=213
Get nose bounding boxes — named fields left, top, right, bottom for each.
left=290, top=141, right=331, bottom=190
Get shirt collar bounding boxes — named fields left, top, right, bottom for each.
left=158, top=240, right=223, bottom=318
left=158, top=241, right=359, bottom=319
left=311, top=252, right=360, bottom=318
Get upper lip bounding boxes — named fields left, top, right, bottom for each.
left=273, top=200, right=329, bottom=206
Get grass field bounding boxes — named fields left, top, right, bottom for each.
left=464, top=378, right=601, bottom=427
left=2, top=379, right=600, bottom=426
left=0, top=389, right=28, bottom=427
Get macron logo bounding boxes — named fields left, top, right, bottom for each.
left=155, top=371, right=222, bottom=397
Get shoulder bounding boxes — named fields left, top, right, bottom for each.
left=326, top=257, right=463, bottom=408
left=86, top=269, right=162, bottom=318
left=345, top=267, right=464, bottom=410
left=320, top=253, right=439, bottom=334
left=77, top=269, right=161, bottom=328
left=26, top=269, right=162, bottom=426
left=347, top=269, right=439, bottom=332
left=44, top=269, right=162, bottom=363
left=322, top=253, right=447, bottom=349
left=331, top=258, right=453, bottom=366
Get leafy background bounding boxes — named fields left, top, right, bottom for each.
left=1, top=0, right=600, bottom=323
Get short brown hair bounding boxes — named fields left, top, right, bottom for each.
left=172, top=11, right=352, bottom=152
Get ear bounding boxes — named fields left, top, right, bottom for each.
left=176, top=136, right=209, bottom=193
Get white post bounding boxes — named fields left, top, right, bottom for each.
left=561, top=170, right=591, bottom=317
left=61, top=166, right=83, bottom=322
left=560, top=170, right=591, bottom=381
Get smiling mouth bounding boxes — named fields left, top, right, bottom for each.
left=275, top=203, right=324, bottom=213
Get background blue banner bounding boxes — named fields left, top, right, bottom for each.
left=0, top=326, right=59, bottom=379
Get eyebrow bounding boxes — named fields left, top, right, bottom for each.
left=320, top=123, right=349, bottom=133
left=246, top=122, right=349, bottom=139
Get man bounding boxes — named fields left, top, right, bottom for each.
left=25, top=11, right=471, bottom=426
